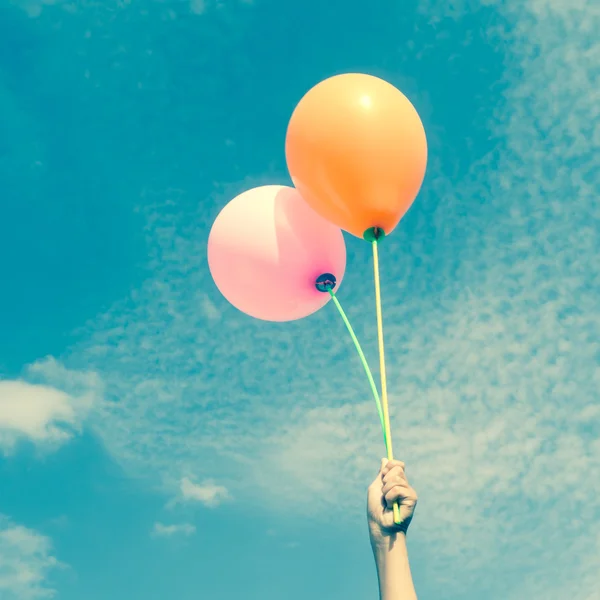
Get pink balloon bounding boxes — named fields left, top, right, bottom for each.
left=207, top=185, right=346, bottom=322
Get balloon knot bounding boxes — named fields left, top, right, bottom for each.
left=315, top=273, right=337, bottom=293
left=363, top=227, right=386, bottom=242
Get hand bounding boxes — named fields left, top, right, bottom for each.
left=367, top=458, right=418, bottom=548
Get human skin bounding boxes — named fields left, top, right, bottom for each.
left=367, top=459, right=419, bottom=600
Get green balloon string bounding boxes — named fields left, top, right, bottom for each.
left=328, top=290, right=387, bottom=449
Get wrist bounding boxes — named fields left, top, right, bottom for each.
left=368, top=519, right=410, bottom=552
left=370, top=529, right=407, bottom=556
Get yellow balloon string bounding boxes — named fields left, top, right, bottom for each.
left=372, top=238, right=402, bottom=526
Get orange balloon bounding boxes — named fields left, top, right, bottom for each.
left=285, top=73, right=428, bottom=240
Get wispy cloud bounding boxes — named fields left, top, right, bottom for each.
left=0, top=358, right=100, bottom=453
left=48, top=1, right=600, bottom=598
left=8, top=0, right=54, bottom=19
left=189, top=0, right=205, bottom=15
left=179, top=478, right=230, bottom=507
left=0, top=516, right=64, bottom=600
left=10, top=0, right=253, bottom=19
left=151, top=522, right=196, bottom=537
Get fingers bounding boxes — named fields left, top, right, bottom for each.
left=381, top=459, right=405, bottom=477
left=382, top=464, right=407, bottom=488
left=373, top=460, right=410, bottom=501
left=382, top=475, right=409, bottom=496
left=379, top=461, right=415, bottom=508
left=384, top=484, right=418, bottom=509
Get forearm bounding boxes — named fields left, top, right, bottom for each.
left=372, top=533, right=417, bottom=600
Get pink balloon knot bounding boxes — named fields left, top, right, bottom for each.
left=315, top=273, right=337, bottom=293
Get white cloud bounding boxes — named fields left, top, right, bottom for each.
left=0, top=358, right=99, bottom=453
left=179, top=478, right=230, bottom=507
left=0, top=516, right=64, bottom=600
left=0, top=382, right=77, bottom=449
left=152, top=522, right=196, bottom=537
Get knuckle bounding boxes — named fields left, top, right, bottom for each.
left=394, top=467, right=404, bottom=479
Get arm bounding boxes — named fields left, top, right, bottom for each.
left=367, top=459, right=419, bottom=600
left=372, top=532, right=417, bottom=600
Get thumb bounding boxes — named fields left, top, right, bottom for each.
left=380, top=458, right=388, bottom=472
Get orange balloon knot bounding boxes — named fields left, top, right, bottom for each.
left=363, top=227, right=386, bottom=243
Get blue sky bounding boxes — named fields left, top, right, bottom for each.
left=1, top=0, right=599, bottom=599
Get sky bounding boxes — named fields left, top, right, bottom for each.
left=0, top=0, right=599, bottom=599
